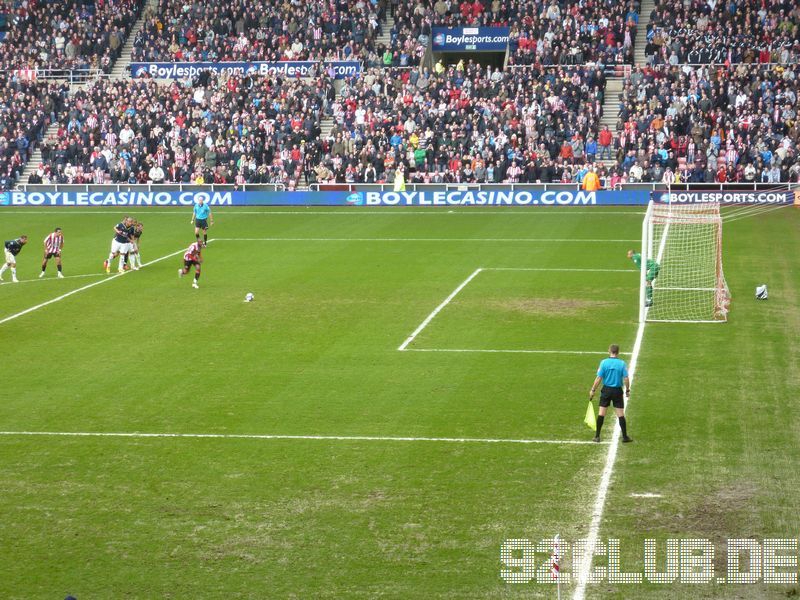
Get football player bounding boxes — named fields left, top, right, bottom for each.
left=40, top=227, right=65, bottom=278
left=104, top=217, right=134, bottom=273
left=0, top=235, right=28, bottom=282
left=179, top=240, right=203, bottom=289
left=127, top=220, right=144, bottom=270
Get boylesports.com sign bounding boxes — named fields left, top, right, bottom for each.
left=656, top=191, right=795, bottom=204
left=431, top=27, right=510, bottom=51
left=130, top=61, right=361, bottom=80
left=0, top=190, right=648, bottom=207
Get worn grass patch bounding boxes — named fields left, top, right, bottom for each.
left=485, top=297, right=620, bottom=317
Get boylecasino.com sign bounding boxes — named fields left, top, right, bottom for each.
left=345, top=190, right=648, bottom=206
left=655, top=191, right=797, bottom=204
left=130, top=61, right=362, bottom=80
left=431, top=27, right=510, bottom=51
left=0, top=191, right=236, bottom=207
left=0, top=190, right=650, bottom=207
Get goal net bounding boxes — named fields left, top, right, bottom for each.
left=640, top=202, right=731, bottom=323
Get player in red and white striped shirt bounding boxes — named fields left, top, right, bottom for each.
left=40, top=227, right=65, bottom=279
left=178, top=241, right=203, bottom=289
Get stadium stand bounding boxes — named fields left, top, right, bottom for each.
left=8, top=0, right=799, bottom=190
left=645, top=0, right=799, bottom=65
left=0, top=78, right=68, bottom=190
left=509, top=0, right=640, bottom=66
left=608, top=64, right=800, bottom=184
left=131, top=0, right=386, bottom=63
left=312, top=63, right=609, bottom=184
left=0, top=0, right=145, bottom=73
left=29, top=73, right=334, bottom=188
left=389, top=0, right=640, bottom=68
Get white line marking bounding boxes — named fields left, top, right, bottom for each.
left=629, top=493, right=662, bottom=498
left=398, top=268, right=483, bottom=351
left=213, top=237, right=640, bottom=243
left=647, top=318, right=725, bottom=324
left=485, top=268, right=638, bottom=273
left=0, top=247, right=186, bottom=326
left=0, top=210, right=646, bottom=215
left=0, top=430, right=608, bottom=445
left=656, top=286, right=718, bottom=291
left=573, top=319, right=646, bottom=600
left=406, top=348, right=632, bottom=356
left=0, top=273, right=105, bottom=286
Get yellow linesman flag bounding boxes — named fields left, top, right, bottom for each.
left=584, top=401, right=596, bottom=430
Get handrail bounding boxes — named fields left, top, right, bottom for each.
left=308, top=182, right=799, bottom=193
left=507, top=63, right=632, bottom=76
left=14, top=183, right=286, bottom=192
left=1, top=67, right=104, bottom=84
left=633, top=61, right=799, bottom=68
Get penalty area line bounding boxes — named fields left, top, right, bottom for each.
left=0, top=430, right=608, bottom=445
left=485, top=267, right=638, bottom=273
left=0, top=210, right=646, bottom=216
left=213, top=237, right=640, bottom=243
left=0, top=273, right=106, bottom=286
left=398, top=268, right=483, bottom=351
left=0, top=246, right=188, bottom=327
left=406, top=348, right=633, bottom=356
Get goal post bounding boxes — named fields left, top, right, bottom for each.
left=639, top=201, right=731, bottom=323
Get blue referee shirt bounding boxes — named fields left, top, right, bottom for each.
left=597, top=357, right=629, bottom=388
left=193, top=203, right=211, bottom=219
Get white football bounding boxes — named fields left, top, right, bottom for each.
left=245, top=293, right=255, bottom=302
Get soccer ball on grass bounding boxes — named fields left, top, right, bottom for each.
left=245, top=293, right=255, bottom=302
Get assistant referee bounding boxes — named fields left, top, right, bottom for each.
left=589, top=344, right=633, bottom=443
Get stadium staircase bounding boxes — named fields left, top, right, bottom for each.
left=598, top=77, right=624, bottom=169
left=633, top=0, right=656, bottom=66
left=595, top=0, right=654, bottom=172
left=376, top=13, right=395, bottom=53
left=110, top=0, right=159, bottom=80
left=319, top=117, right=336, bottom=142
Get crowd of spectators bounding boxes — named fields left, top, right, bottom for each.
left=4, top=0, right=798, bottom=190
left=131, top=0, right=386, bottom=64
left=605, top=64, right=800, bottom=184
left=509, top=0, right=639, bottom=66
left=0, top=0, right=144, bottom=73
left=645, top=0, right=800, bottom=65
left=28, top=72, right=336, bottom=188
left=310, top=62, right=610, bottom=185
left=389, top=0, right=639, bottom=68
left=0, top=77, right=68, bottom=190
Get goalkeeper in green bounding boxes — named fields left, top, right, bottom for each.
left=628, top=250, right=660, bottom=306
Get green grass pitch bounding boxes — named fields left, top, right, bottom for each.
left=0, top=205, right=798, bottom=599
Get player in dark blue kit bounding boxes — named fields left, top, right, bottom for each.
left=104, top=217, right=135, bottom=273
left=1, top=235, right=28, bottom=283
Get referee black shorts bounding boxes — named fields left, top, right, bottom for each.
left=599, top=386, right=625, bottom=409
